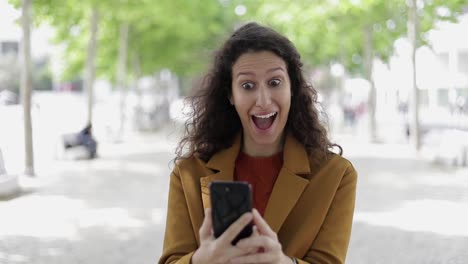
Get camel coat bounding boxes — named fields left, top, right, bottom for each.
left=159, top=133, right=357, bottom=264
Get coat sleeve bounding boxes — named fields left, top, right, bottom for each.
left=158, top=166, right=198, bottom=264
left=298, top=162, right=358, bottom=264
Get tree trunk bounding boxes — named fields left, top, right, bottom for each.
left=84, top=7, right=99, bottom=126
left=21, top=0, right=34, bottom=176
left=364, top=25, right=377, bottom=142
left=133, top=54, right=142, bottom=128
left=117, top=22, right=129, bottom=139
left=408, top=0, right=421, bottom=150
left=133, top=54, right=141, bottom=95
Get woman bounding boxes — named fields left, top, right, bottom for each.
left=159, top=22, right=357, bottom=264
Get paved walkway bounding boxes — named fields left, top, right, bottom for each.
left=1, top=128, right=467, bottom=264
left=0, top=125, right=181, bottom=264
left=340, top=139, right=468, bottom=264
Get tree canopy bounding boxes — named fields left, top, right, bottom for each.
left=241, top=0, right=465, bottom=74
left=9, top=0, right=467, bottom=81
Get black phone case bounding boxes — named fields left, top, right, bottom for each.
left=210, top=181, right=253, bottom=245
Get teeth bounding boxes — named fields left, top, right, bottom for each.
left=254, top=112, right=276, bottom=119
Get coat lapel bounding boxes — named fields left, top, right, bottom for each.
left=199, top=134, right=241, bottom=209
left=199, top=132, right=311, bottom=234
left=263, top=134, right=310, bottom=233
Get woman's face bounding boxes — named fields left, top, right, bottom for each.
left=230, top=51, right=291, bottom=156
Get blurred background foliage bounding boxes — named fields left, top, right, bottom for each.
left=6, top=0, right=466, bottom=88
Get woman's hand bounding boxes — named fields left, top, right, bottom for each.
left=231, top=209, right=293, bottom=264
left=192, top=208, right=255, bottom=264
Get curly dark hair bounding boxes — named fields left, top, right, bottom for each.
left=176, top=22, right=340, bottom=162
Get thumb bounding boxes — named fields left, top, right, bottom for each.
left=199, top=208, right=214, bottom=241
left=252, top=208, right=276, bottom=238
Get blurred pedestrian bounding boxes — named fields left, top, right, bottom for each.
left=159, top=22, right=357, bottom=264
left=78, top=123, right=97, bottom=158
left=63, top=123, right=97, bottom=159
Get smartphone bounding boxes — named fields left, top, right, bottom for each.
left=209, top=181, right=253, bottom=245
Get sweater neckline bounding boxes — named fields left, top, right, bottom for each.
left=238, top=151, right=283, bottom=160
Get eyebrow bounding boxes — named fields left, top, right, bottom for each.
left=236, top=67, right=286, bottom=78
left=267, top=67, right=286, bottom=74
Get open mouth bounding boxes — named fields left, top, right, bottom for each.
left=252, top=112, right=277, bottom=130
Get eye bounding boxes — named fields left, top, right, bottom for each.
left=241, top=82, right=255, bottom=90
left=269, top=79, right=281, bottom=87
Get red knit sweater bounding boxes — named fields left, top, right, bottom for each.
left=234, top=151, right=283, bottom=216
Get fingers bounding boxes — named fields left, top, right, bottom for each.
left=252, top=209, right=276, bottom=239
left=230, top=252, right=274, bottom=264
left=218, top=212, right=253, bottom=246
left=236, top=235, right=277, bottom=253
left=233, top=210, right=282, bottom=262
left=231, top=235, right=283, bottom=264
left=251, top=225, right=259, bottom=237
left=199, top=208, right=214, bottom=241
left=234, top=225, right=262, bottom=255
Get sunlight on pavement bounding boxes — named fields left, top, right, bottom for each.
left=368, top=171, right=412, bottom=189
left=354, top=199, right=468, bottom=237
left=368, top=169, right=468, bottom=189
left=0, top=196, right=81, bottom=239
left=77, top=207, right=144, bottom=229
left=411, top=171, right=468, bottom=188
left=78, top=159, right=167, bottom=177
left=0, top=195, right=148, bottom=239
left=0, top=252, right=29, bottom=263
left=338, top=140, right=420, bottom=160
left=151, top=208, right=166, bottom=224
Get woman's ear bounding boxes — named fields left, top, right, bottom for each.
left=229, top=96, right=234, bottom=105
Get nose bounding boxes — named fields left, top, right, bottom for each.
left=255, top=85, right=272, bottom=107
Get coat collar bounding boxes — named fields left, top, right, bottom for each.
left=200, top=132, right=310, bottom=233
left=204, top=132, right=311, bottom=173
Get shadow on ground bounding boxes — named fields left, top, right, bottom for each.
left=347, top=222, right=468, bottom=264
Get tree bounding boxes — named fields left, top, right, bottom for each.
left=84, top=6, right=99, bottom=125
left=406, top=0, right=466, bottom=150
left=20, top=0, right=35, bottom=176
left=242, top=0, right=406, bottom=141
left=28, top=0, right=102, bottom=125
left=28, top=0, right=237, bottom=133
left=116, top=22, right=128, bottom=139
left=242, top=0, right=466, bottom=144
left=408, top=0, right=420, bottom=150
left=31, top=0, right=234, bottom=80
